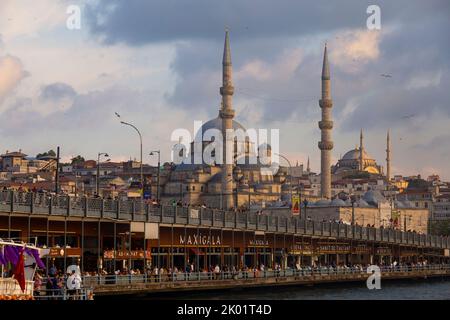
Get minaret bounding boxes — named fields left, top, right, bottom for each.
left=359, top=129, right=364, bottom=171
left=386, top=129, right=391, bottom=182
left=219, top=29, right=235, bottom=210
left=307, top=156, right=310, bottom=173
left=318, top=44, right=333, bottom=199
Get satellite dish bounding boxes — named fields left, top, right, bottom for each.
left=66, top=264, right=81, bottom=275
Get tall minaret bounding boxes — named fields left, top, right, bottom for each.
left=307, top=156, right=310, bottom=173
left=318, top=44, right=333, bottom=199
left=219, top=29, right=235, bottom=209
left=386, top=129, right=391, bottom=182
left=359, top=129, right=364, bottom=171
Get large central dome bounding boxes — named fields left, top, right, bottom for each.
left=342, top=148, right=373, bottom=160
left=200, top=116, right=246, bottom=136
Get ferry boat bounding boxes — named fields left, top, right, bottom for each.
left=0, top=239, right=49, bottom=300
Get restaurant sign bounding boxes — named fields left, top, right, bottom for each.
left=103, top=250, right=151, bottom=259
left=179, top=234, right=221, bottom=246
left=248, top=239, right=269, bottom=247
left=49, top=247, right=81, bottom=257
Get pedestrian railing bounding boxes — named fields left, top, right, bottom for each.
left=33, top=288, right=93, bottom=300
left=40, top=264, right=450, bottom=288
left=1, top=190, right=449, bottom=249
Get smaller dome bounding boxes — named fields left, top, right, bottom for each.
left=331, top=198, right=346, bottom=206
left=342, top=148, right=373, bottom=160
left=363, top=190, right=386, bottom=205
left=315, top=199, right=332, bottom=206
left=357, top=199, right=370, bottom=207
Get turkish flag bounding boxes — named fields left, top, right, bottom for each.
left=14, top=248, right=26, bottom=293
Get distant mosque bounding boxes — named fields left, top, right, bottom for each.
left=331, top=129, right=391, bottom=179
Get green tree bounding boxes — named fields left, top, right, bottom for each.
left=36, top=149, right=56, bottom=159
left=71, top=155, right=85, bottom=165
left=430, top=220, right=450, bottom=236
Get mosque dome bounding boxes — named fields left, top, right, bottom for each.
left=331, top=198, right=347, bottom=206
left=315, top=199, right=332, bottom=206
left=357, top=199, right=370, bottom=207
left=342, top=148, right=373, bottom=161
left=196, top=116, right=246, bottom=141
left=362, top=190, right=386, bottom=205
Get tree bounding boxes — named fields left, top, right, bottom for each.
left=430, top=220, right=450, bottom=236
left=71, top=155, right=85, bottom=165
left=36, top=150, right=56, bottom=159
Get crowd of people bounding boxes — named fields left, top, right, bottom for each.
left=52, top=259, right=448, bottom=285
left=33, top=265, right=83, bottom=299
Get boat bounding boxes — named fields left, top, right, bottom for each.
left=0, top=238, right=49, bottom=300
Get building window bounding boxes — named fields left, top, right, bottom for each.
left=192, top=186, right=195, bottom=191
left=201, top=186, right=204, bottom=192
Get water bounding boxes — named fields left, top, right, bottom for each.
left=173, top=278, right=450, bottom=300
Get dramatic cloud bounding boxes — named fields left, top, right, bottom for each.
left=0, top=55, right=28, bottom=102
left=1, top=0, right=449, bottom=179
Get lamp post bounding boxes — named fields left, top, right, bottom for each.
left=117, top=114, right=143, bottom=200
left=149, top=151, right=161, bottom=203
left=303, top=199, right=309, bottom=221
left=96, top=152, right=109, bottom=196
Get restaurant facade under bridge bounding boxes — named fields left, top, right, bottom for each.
left=0, top=191, right=449, bottom=273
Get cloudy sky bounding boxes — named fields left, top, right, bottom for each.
left=0, top=0, right=449, bottom=179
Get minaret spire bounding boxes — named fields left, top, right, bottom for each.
left=359, top=129, right=364, bottom=171
left=386, top=129, right=391, bottom=183
left=318, top=44, right=333, bottom=199
left=219, top=28, right=235, bottom=210
left=307, top=156, right=310, bottom=173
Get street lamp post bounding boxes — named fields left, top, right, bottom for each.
left=96, top=152, right=109, bottom=196
left=149, top=151, right=161, bottom=203
left=303, top=199, right=309, bottom=220
left=118, top=116, right=143, bottom=200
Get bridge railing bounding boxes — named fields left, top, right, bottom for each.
left=1, top=190, right=450, bottom=249
left=38, top=264, right=450, bottom=289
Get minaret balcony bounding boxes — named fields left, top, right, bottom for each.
left=220, top=109, right=235, bottom=119
left=220, top=85, right=234, bottom=96
left=318, top=141, right=334, bottom=150
left=319, top=120, right=334, bottom=130
left=319, top=99, right=333, bottom=108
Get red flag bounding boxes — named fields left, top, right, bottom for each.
left=14, top=248, right=26, bottom=293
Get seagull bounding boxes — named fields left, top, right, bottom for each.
left=115, top=112, right=121, bottom=118
left=381, top=74, right=392, bottom=78
left=401, top=114, right=416, bottom=119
